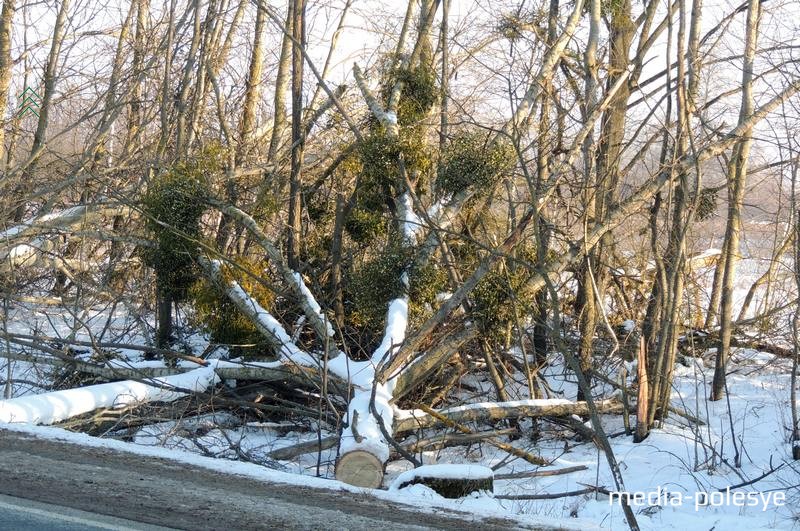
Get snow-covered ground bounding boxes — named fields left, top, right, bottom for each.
left=1, top=294, right=799, bottom=530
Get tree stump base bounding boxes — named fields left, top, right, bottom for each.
left=335, top=450, right=384, bottom=488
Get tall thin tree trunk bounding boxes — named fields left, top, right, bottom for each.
left=438, top=0, right=449, bottom=154
left=125, top=0, right=149, bottom=157
left=29, top=0, right=69, bottom=159
left=704, top=236, right=728, bottom=328
left=287, top=0, right=305, bottom=270
left=649, top=0, right=695, bottom=429
left=577, top=0, right=633, bottom=400
left=237, top=2, right=266, bottom=165
left=174, top=0, right=202, bottom=157
left=532, top=0, right=559, bottom=369
left=3, top=1, right=26, bottom=171
left=188, top=0, right=247, bottom=149
left=576, top=0, right=600, bottom=401
left=790, top=134, right=800, bottom=460
left=267, top=4, right=293, bottom=164
left=157, top=0, right=177, bottom=158
left=0, top=0, right=16, bottom=172
left=711, top=0, right=760, bottom=401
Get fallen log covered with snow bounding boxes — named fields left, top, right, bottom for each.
left=389, top=464, right=494, bottom=498
left=0, top=365, right=219, bottom=425
left=394, top=397, right=624, bottom=433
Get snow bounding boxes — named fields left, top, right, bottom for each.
left=340, top=295, right=410, bottom=461
left=105, top=358, right=287, bottom=372
left=691, top=247, right=722, bottom=261
left=106, top=359, right=202, bottom=370
left=209, top=260, right=318, bottom=368
left=325, top=354, right=374, bottom=389
left=339, top=384, right=395, bottom=463
left=435, top=292, right=452, bottom=303
left=0, top=223, right=27, bottom=240
left=399, top=192, right=423, bottom=242
left=37, top=205, right=88, bottom=224
left=0, top=365, right=219, bottom=425
left=208, top=259, right=411, bottom=466
left=0, top=236, right=55, bottom=269
left=390, top=464, right=494, bottom=491
left=0, top=208, right=75, bottom=240
left=4, top=242, right=40, bottom=265
left=292, top=272, right=335, bottom=337
left=426, top=199, right=444, bottom=221
left=370, top=297, right=409, bottom=366
left=227, top=282, right=302, bottom=356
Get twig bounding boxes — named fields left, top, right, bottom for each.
left=717, top=457, right=785, bottom=491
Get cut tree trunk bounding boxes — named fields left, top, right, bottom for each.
left=334, top=450, right=385, bottom=488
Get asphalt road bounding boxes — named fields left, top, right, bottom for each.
left=0, top=429, right=552, bottom=530
left=0, top=493, right=169, bottom=530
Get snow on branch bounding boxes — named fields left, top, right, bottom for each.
left=371, top=297, right=409, bottom=367
left=292, top=272, right=335, bottom=338
left=352, top=63, right=398, bottom=136
left=200, top=258, right=319, bottom=367
left=398, top=193, right=423, bottom=244
left=338, top=295, right=410, bottom=473
left=0, top=204, right=131, bottom=271
left=0, top=205, right=89, bottom=242
left=0, top=238, right=52, bottom=270
left=208, top=200, right=335, bottom=349
left=0, top=204, right=128, bottom=244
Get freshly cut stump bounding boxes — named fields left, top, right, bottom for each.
left=335, top=450, right=384, bottom=488
left=390, top=464, right=494, bottom=498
